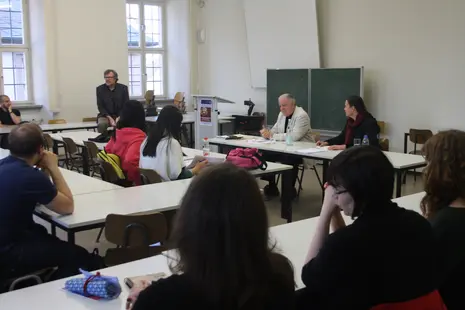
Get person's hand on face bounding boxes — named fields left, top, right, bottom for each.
left=126, top=280, right=151, bottom=310
left=336, top=190, right=355, bottom=217
left=321, top=184, right=339, bottom=217
left=37, top=150, right=58, bottom=170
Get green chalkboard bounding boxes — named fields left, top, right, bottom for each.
left=309, top=68, right=363, bottom=131
left=266, top=69, right=310, bottom=126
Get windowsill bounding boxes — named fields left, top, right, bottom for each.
left=13, top=104, right=43, bottom=111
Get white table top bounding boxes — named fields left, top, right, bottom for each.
left=50, top=131, right=106, bottom=150
left=0, top=191, right=426, bottom=308
left=0, top=122, right=97, bottom=135
left=209, top=135, right=426, bottom=170
left=60, top=168, right=121, bottom=196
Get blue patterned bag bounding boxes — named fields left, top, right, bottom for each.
left=64, top=269, right=121, bottom=300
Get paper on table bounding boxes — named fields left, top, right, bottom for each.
left=296, top=147, right=327, bottom=154
left=246, top=138, right=275, bottom=144
left=185, top=155, right=225, bottom=169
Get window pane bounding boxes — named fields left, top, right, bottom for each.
left=128, top=53, right=142, bottom=97
left=145, top=53, right=163, bottom=96
left=144, top=5, right=162, bottom=48
left=126, top=3, right=140, bottom=48
left=0, top=0, right=24, bottom=45
left=2, top=51, right=28, bottom=101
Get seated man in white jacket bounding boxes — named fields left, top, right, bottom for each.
left=260, top=93, right=314, bottom=198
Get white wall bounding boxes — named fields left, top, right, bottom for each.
left=30, top=0, right=128, bottom=121
left=194, top=0, right=262, bottom=115
left=317, top=0, right=465, bottom=151
left=166, top=0, right=191, bottom=103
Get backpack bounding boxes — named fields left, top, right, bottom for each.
left=97, top=150, right=126, bottom=179
left=225, top=148, right=267, bottom=170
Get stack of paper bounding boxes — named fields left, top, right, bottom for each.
left=296, top=147, right=327, bottom=154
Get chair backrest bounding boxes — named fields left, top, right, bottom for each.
left=409, top=129, right=433, bottom=145
left=61, top=137, right=79, bottom=155
left=43, top=133, right=54, bottom=151
left=377, top=121, right=386, bottom=135
left=83, top=141, right=99, bottom=160
left=145, top=90, right=154, bottom=105
left=82, top=117, right=97, bottom=122
left=105, top=213, right=168, bottom=247
left=371, top=290, right=447, bottom=310
left=48, top=119, right=66, bottom=124
left=379, top=138, right=390, bottom=151
left=97, top=159, right=120, bottom=183
left=139, top=168, right=163, bottom=185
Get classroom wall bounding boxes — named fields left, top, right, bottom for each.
left=29, top=0, right=128, bottom=121
left=317, top=0, right=465, bottom=151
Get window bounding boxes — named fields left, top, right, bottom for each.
left=0, top=0, right=30, bottom=102
left=126, top=1, right=165, bottom=98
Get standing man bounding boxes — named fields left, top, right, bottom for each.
left=260, top=93, right=314, bottom=199
left=0, top=95, right=21, bottom=149
left=96, top=69, right=129, bottom=133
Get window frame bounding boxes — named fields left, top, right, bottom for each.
left=126, top=0, right=167, bottom=99
left=0, top=0, right=32, bottom=103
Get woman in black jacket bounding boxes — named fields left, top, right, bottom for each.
left=317, top=96, right=380, bottom=150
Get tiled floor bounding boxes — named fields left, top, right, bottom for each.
left=36, top=167, right=425, bottom=255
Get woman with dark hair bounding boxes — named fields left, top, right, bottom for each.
left=127, top=164, right=295, bottom=310
left=298, top=146, right=439, bottom=309
left=421, top=130, right=465, bottom=310
left=317, top=95, right=380, bottom=150
left=140, top=105, right=207, bottom=181
left=105, top=100, right=146, bottom=185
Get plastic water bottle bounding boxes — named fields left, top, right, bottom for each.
left=285, top=128, right=293, bottom=146
left=362, top=135, right=370, bottom=146
left=202, top=137, right=210, bottom=156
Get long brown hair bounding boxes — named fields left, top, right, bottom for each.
left=170, top=163, right=294, bottom=308
left=421, top=130, right=465, bottom=218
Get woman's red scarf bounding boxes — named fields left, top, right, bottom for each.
left=344, top=113, right=365, bottom=145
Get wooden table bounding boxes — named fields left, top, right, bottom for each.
left=0, top=122, right=97, bottom=136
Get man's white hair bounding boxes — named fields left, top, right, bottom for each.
left=279, top=93, right=296, bottom=105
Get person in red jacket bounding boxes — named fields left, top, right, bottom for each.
left=105, top=100, right=146, bottom=185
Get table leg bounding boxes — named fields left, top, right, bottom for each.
left=280, top=170, right=293, bottom=223
left=68, top=231, right=75, bottom=245
left=51, top=224, right=56, bottom=236
left=81, top=147, right=90, bottom=176
left=321, top=160, right=329, bottom=201
left=190, top=123, right=194, bottom=148
left=395, top=170, right=403, bottom=198
left=404, top=133, right=408, bottom=154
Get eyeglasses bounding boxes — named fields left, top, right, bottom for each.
left=104, top=76, right=115, bottom=79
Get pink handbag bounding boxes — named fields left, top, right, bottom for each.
left=225, top=148, right=267, bottom=170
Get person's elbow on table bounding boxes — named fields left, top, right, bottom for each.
left=48, top=192, right=74, bottom=215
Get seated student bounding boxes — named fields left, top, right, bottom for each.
left=317, top=95, right=380, bottom=150
left=105, top=100, right=146, bottom=185
left=139, top=105, right=207, bottom=181
left=298, top=146, right=438, bottom=309
left=259, top=93, right=314, bottom=198
left=0, top=95, right=21, bottom=149
left=127, top=164, right=295, bottom=310
left=0, top=123, right=104, bottom=283
left=421, top=130, right=465, bottom=310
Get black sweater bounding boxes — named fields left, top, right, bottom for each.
left=430, top=207, right=465, bottom=310
left=299, top=204, right=437, bottom=310
left=327, top=114, right=380, bottom=148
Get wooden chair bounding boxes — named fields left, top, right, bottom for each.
left=61, top=137, right=84, bottom=173
left=139, top=168, right=163, bottom=185
left=43, top=133, right=67, bottom=168
left=377, top=121, right=386, bottom=136
left=48, top=119, right=66, bottom=124
left=82, top=141, right=101, bottom=177
left=97, top=158, right=133, bottom=187
left=408, top=129, right=433, bottom=181
left=379, top=138, right=390, bottom=151
left=104, top=213, right=168, bottom=266
left=1, top=267, right=56, bottom=292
